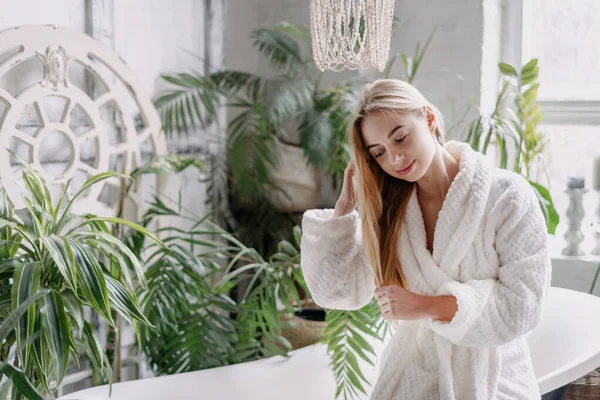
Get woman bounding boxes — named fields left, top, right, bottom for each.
left=300, top=79, right=551, bottom=399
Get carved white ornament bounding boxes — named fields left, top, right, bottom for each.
left=0, top=25, right=167, bottom=218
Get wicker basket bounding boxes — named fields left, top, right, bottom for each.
left=279, top=312, right=327, bottom=350
left=563, top=366, right=600, bottom=399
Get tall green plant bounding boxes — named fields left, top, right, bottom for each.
left=100, top=154, right=206, bottom=382
left=126, top=194, right=307, bottom=374
left=466, top=59, right=559, bottom=234
left=0, top=152, right=161, bottom=399
left=153, top=23, right=371, bottom=254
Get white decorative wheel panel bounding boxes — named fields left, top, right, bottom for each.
left=0, top=25, right=167, bottom=218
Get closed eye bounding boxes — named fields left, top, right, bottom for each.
left=395, top=134, right=408, bottom=143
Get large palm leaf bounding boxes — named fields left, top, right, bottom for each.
left=320, top=302, right=391, bottom=399
left=251, top=28, right=304, bottom=75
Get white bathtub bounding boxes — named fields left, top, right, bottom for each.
left=58, top=287, right=600, bottom=400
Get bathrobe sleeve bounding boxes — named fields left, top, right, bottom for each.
left=300, top=209, right=376, bottom=310
left=428, top=178, right=551, bottom=347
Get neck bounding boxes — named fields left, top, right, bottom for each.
left=416, top=143, right=460, bottom=200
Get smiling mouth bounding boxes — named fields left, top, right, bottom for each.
left=396, top=160, right=415, bottom=175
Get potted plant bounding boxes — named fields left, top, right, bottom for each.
left=0, top=152, right=161, bottom=399
left=466, top=59, right=559, bottom=234
left=153, top=22, right=369, bottom=255
left=118, top=193, right=311, bottom=372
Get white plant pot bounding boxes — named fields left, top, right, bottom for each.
left=268, top=139, right=322, bottom=213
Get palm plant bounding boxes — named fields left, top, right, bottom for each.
left=466, top=59, right=559, bottom=233
left=123, top=194, right=307, bottom=374
left=0, top=152, right=161, bottom=399
left=154, top=22, right=367, bottom=255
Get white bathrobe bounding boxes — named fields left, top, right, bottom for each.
left=300, top=141, right=551, bottom=400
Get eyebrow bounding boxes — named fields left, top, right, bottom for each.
left=366, top=125, right=404, bottom=149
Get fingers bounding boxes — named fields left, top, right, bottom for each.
left=381, top=304, right=393, bottom=319
left=376, top=296, right=389, bottom=307
left=374, top=285, right=393, bottom=298
left=344, top=162, right=354, bottom=184
left=345, top=159, right=355, bottom=172
left=341, top=160, right=357, bottom=205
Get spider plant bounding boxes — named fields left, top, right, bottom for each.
left=0, top=151, right=161, bottom=399
left=466, top=59, right=559, bottom=234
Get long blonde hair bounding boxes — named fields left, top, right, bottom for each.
left=349, top=79, right=446, bottom=288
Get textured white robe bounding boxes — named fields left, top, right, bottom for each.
left=300, top=141, right=551, bottom=399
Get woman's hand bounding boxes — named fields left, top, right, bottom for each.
left=374, top=285, right=457, bottom=322
left=375, top=285, right=433, bottom=321
left=334, top=160, right=357, bottom=217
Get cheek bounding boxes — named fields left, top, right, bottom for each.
left=374, top=157, right=398, bottom=178
left=411, top=132, right=437, bottom=173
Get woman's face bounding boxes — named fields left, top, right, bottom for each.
left=361, top=109, right=437, bottom=182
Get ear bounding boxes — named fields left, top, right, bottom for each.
left=423, top=105, right=436, bottom=132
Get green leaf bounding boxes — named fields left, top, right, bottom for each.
left=105, top=275, right=152, bottom=326
left=522, top=58, right=538, bottom=75
left=251, top=28, right=303, bottom=74
left=0, top=362, right=44, bottom=400
left=520, top=67, right=539, bottom=85
left=130, top=155, right=205, bottom=180
left=292, top=225, right=302, bottom=248
left=496, top=133, right=508, bottom=169
left=82, top=321, right=111, bottom=381
left=210, top=71, right=263, bottom=96
left=42, top=235, right=77, bottom=292
left=267, top=78, right=313, bottom=126
left=348, top=328, right=376, bottom=355
left=499, top=62, right=518, bottom=76
left=75, top=231, right=146, bottom=289
left=346, top=336, right=374, bottom=366
left=298, top=108, right=334, bottom=167
left=40, top=291, right=70, bottom=385
left=529, top=180, right=559, bottom=234
left=62, top=291, right=84, bottom=334
left=345, top=349, right=369, bottom=386
left=61, top=172, right=129, bottom=218
left=0, top=290, right=48, bottom=342
left=85, top=216, right=162, bottom=247
left=482, top=125, right=494, bottom=154
left=522, top=83, right=539, bottom=105
left=273, top=21, right=312, bottom=48
left=67, top=238, right=114, bottom=326
left=215, top=280, right=236, bottom=295
left=277, top=240, right=298, bottom=256
left=11, top=261, right=42, bottom=371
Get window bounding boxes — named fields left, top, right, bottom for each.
left=514, top=0, right=600, bottom=229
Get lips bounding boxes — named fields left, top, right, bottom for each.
left=395, top=160, right=415, bottom=176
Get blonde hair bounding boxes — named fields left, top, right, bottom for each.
left=349, top=79, right=446, bottom=288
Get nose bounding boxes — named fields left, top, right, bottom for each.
left=388, top=150, right=404, bottom=166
